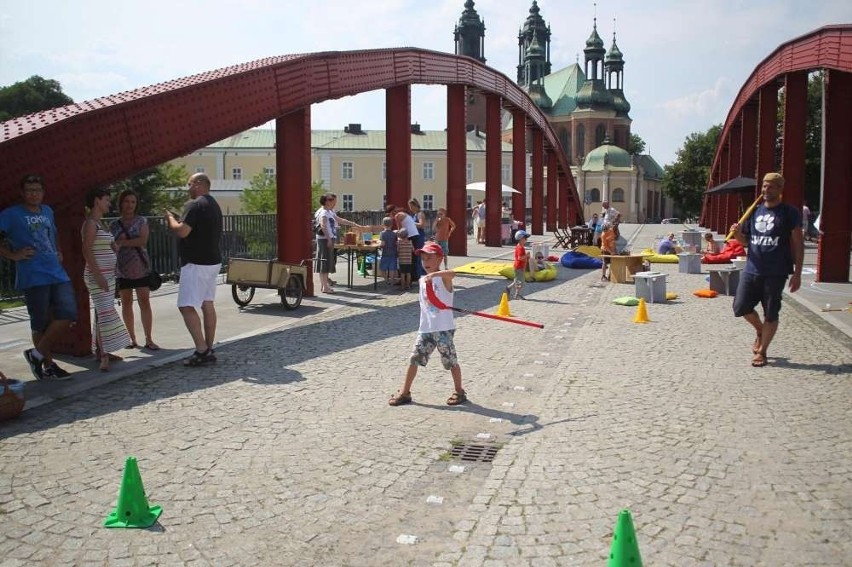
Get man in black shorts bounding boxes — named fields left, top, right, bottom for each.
left=730, top=172, right=804, bottom=367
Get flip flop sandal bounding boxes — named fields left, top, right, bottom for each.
left=751, top=353, right=767, bottom=367
left=447, top=390, right=467, bottom=406
left=388, top=391, right=412, bottom=406
left=144, top=342, right=160, bottom=351
left=183, top=350, right=216, bottom=367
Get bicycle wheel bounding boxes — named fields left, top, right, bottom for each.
left=232, top=284, right=255, bottom=307
left=280, top=274, right=303, bottom=310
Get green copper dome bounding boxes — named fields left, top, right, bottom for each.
left=582, top=143, right=632, bottom=171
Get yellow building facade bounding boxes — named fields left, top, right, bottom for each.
left=170, top=126, right=515, bottom=214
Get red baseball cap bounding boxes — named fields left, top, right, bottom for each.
left=415, top=241, right=444, bottom=257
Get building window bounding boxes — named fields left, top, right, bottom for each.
left=263, top=167, right=275, bottom=177
left=341, top=194, right=354, bottom=212
left=467, top=195, right=473, bottom=209
left=466, top=163, right=473, bottom=182
left=422, top=162, right=434, bottom=181
left=501, top=163, right=510, bottom=182
left=596, top=124, right=606, bottom=147
left=195, top=166, right=206, bottom=173
left=232, top=167, right=242, bottom=180
left=612, top=188, right=625, bottom=202
left=558, top=127, right=569, bottom=152
left=382, top=161, right=386, bottom=181
left=577, top=125, right=585, bottom=158
left=342, top=161, right=354, bottom=180
left=589, top=188, right=601, bottom=202
left=422, top=195, right=434, bottom=210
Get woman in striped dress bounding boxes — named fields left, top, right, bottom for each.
left=82, top=187, right=131, bottom=372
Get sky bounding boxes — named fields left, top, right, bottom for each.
left=1, top=0, right=850, bottom=166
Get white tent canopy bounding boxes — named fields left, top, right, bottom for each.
left=465, top=181, right=520, bottom=194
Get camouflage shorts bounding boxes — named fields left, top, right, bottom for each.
left=409, top=330, right=458, bottom=370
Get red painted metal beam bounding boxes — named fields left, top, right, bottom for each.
left=781, top=71, right=808, bottom=209
left=1, top=48, right=579, bottom=216
left=530, top=129, right=544, bottom=235
left=386, top=85, right=411, bottom=210
left=277, top=108, right=314, bottom=296
left=446, top=85, right=467, bottom=257
left=484, top=94, right=503, bottom=247
left=511, top=110, right=526, bottom=220
left=817, top=69, right=852, bottom=282
left=546, top=155, right=557, bottom=232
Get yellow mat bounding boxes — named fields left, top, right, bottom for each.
left=453, top=260, right=514, bottom=276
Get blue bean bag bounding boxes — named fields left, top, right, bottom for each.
left=560, top=250, right=603, bottom=269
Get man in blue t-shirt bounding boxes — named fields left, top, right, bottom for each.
left=730, top=172, right=804, bottom=368
left=0, top=174, right=76, bottom=380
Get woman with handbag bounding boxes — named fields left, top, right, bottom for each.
left=110, top=189, right=159, bottom=351
left=82, top=187, right=132, bottom=372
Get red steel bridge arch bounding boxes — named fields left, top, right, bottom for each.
left=0, top=48, right=581, bottom=354
left=700, top=25, right=852, bottom=282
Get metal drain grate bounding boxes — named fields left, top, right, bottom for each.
left=450, top=443, right=500, bottom=463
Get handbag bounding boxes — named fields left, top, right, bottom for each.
left=117, top=220, right=161, bottom=291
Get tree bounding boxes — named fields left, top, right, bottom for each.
left=0, top=76, right=74, bottom=121
left=240, top=173, right=277, bottom=213
left=240, top=175, right=326, bottom=214
left=106, top=163, right=189, bottom=215
left=662, top=125, right=721, bottom=218
left=627, top=133, right=646, bottom=155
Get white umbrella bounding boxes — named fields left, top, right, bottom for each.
left=465, top=181, right=521, bottom=194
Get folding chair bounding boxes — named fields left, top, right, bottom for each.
left=553, top=227, right=572, bottom=249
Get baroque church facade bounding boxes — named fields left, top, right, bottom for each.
left=456, top=0, right=670, bottom=222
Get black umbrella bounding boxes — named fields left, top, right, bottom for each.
left=705, top=176, right=756, bottom=194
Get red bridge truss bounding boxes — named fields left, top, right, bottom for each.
left=0, top=48, right=581, bottom=353
left=701, top=24, right=852, bottom=282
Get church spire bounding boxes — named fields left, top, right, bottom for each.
left=516, top=0, right=552, bottom=86
left=454, top=0, right=486, bottom=63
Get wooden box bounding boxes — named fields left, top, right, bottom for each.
left=227, top=258, right=271, bottom=285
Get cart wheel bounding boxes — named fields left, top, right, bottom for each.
left=232, top=284, right=255, bottom=307
left=280, top=274, right=303, bottom=310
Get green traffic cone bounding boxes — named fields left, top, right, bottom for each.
left=607, top=509, right=643, bottom=566
left=104, top=457, right=162, bottom=528
left=358, top=257, right=367, bottom=277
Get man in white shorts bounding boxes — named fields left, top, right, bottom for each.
left=165, top=173, right=223, bottom=366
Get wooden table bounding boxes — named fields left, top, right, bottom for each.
left=334, top=244, right=380, bottom=289
left=600, top=254, right=646, bottom=284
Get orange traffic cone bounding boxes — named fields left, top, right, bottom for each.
left=633, top=298, right=650, bottom=324
left=496, top=291, right=513, bottom=317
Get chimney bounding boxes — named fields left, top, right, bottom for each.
left=410, top=123, right=424, bottom=135
left=344, top=123, right=363, bottom=134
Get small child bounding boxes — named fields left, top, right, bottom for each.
left=396, top=228, right=414, bottom=291
left=378, top=217, right=398, bottom=285
left=388, top=241, right=466, bottom=407
left=507, top=230, right=530, bottom=300
left=600, top=223, right=616, bottom=281
left=433, top=208, right=456, bottom=270
left=533, top=252, right=547, bottom=271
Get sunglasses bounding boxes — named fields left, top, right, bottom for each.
left=22, top=174, right=43, bottom=184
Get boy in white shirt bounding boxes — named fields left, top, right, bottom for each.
left=388, top=242, right=466, bottom=406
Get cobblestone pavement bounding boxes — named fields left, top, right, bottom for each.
left=1, top=225, right=850, bottom=566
